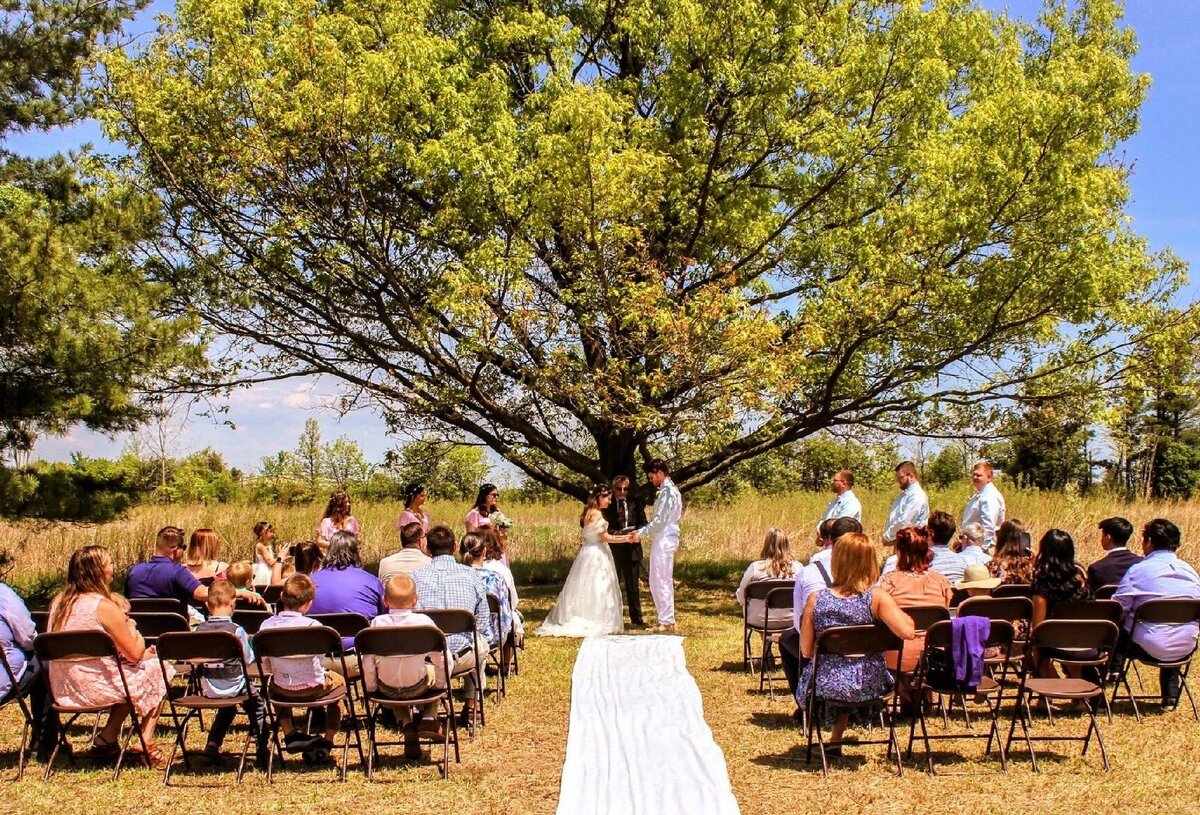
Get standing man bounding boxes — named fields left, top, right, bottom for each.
left=883, top=461, right=929, bottom=544
left=1087, top=516, right=1142, bottom=594
left=633, top=460, right=683, bottom=634
left=816, top=469, right=862, bottom=532
left=603, top=475, right=648, bottom=628
left=961, top=461, right=1006, bottom=552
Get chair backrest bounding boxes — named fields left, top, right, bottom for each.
left=765, top=586, right=795, bottom=610
left=1029, top=619, right=1119, bottom=656
left=310, top=612, right=370, bottom=640
left=128, top=597, right=188, bottom=616
left=949, top=588, right=971, bottom=608
left=1049, top=599, right=1123, bottom=623
left=1133, top=597, right=1200, bottom=626
left=744, top=579, right=795, bottom=604
left=355, top=625, right=448, bottom=658
left=253, top=625, right=343, bottom=659
left=34, top=630, right=119, bottom=662
left=129, top=612, right=191, bottom=642
left=816, top=623, right=903, bottom=658
left=993, top=584, right=1034, bottom=599
left=231, top=609, right=273, bottom=635
left=957, top=596, right=1033, bottom=624
left=925, top=618, right=1016, bottom=652
left=903, top=604, right=951, bottom=631
left=486, top=594, right=501, bottom=615
left=262, top=585, right=283, bottom=606
left=423, top=608, right=476, bottom=636
left=155, top=630, right=246, bottom=664
left=31, top=610, right=49, bottom=634
left=1093, top=584, right=1120, bottom=600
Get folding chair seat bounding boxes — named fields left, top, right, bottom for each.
left=33, top=630, right=151, bottom=780
left=1110, top=598, right=1200, bottom=723
left=742, top=579, right=794, bottom=677
left=354, top=626, right=460, bottom=779
left=422, top=608, right=487, bottom=735
left=155, top=630, right=260, bottom=785
left=0, top=648, right=39, bottom=779
left=804, top=623, right=905, bottom=777
left=128, top=598, right=189, bottom=616
left=1005, top=619, right=1119, bottom=771
left=906, top=619, right=1016, bottom=774
left=252, top=625, right=364, bottom=782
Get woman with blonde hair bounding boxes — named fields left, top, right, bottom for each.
left=48, top=546, right=173, bottom=768
left=797, top=532, right=915, bottom=753
left=736, top=528, right=803, bottom=626
left=184, top=528, right=227, bottom=580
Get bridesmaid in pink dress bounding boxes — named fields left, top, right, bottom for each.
left=395, top=483, right=431, bottom=534
left=48, top=546, right=173, bottom=767
left=316, top=491, right=360, bottom=547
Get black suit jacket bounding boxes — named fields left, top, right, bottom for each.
left=1087, top=548, right=1144, bottom=593
left=604, top=497, right=647, bottom=560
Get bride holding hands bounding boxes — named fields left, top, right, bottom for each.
left=537, top=484, right=632, bottom=638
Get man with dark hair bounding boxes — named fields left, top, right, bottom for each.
left=603, top=475, right=648, bottom=627
left=378, top=521, right=432, bottom=583
left=883, top=461, right=928, bottom=543
left=1113, top=518, right=1200, bottom=710
left=633, top=459, right=683, bottom=633
left=816, top=469, right=861, bottom=531
left=1087, top=516, right=1141, bottom=593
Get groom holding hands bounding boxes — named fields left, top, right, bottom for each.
left=632, top=460, right=683, bottom=634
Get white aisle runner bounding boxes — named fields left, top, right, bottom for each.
left=555, top=635, right=741, bottom=815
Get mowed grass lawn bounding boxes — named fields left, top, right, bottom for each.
left=2, top=577, right=1200, bottom=814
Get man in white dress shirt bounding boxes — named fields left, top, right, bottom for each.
left=961, top=461, right=1006, bottom=552
left=816, top=469, right=862, bottom=532
left=883, top=461, right=929, bottom=543
left=633, top=459, right=684, bottom=633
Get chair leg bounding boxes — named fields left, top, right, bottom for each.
left=163, top=713, right=188, bottom=786
left=235, top=718, right=251, bottom=783
left=14, top=717, right=30, bottom=782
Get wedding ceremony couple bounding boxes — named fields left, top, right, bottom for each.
left=537, top=460, right=682, bottom=638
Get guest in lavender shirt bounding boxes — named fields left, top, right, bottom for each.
left=1114, top=518, right=1200, bottom=709
left=0, top=581, right=36, bottom=698
left=309, top=531, right=385, bottom=650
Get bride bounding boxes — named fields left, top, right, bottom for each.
left=537, top=484, right=633, bottom=638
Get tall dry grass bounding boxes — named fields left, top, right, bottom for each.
left=3, top=485, right=1199, bottom=597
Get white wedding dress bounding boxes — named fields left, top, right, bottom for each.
left=537, top=516, right=625, bottom=638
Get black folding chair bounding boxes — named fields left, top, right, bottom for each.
left=1110, top=598, right=1200, bottom=722
left=1004, top=619, right=1119, bottom=771
left=993, top=584, right=1034, bottom=599
left=311, top=613, right=370, bottom=644
left=756, top=586, right=796, bottom=699
left=33, top=630, right=151, bottom=780
left=128, top=612, right=191, bottom=645
left=261, top=585, right=283, bottom=608
left=906, top=619, right=1016, bottom=774
left=1049, top=599, right=1123, bottom=623
left=485, top=594, right=507, bottom=703
left=252, top=625, right=364, bottom=782
left=0, top=648, right=38, bottom=780
left=741, top=579, right=794, bottom=676
left=232, top=609, right=273, bottom=636
left=423, top=609, right=487, bottom=735
left=804, top=623, right=905, bottom=776
left=128, top=597, right=189, bottom=616
left=354, top=626, right=460, bottom=779
left=1094, top=584, right=1120, bottom=601
left=155, top=630, right=260, bottom=784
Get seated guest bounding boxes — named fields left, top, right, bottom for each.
left=876, top=526, right=953, bottom=673
left=362, top=575, right=451, bottom=758
left=225, top=561, right=256, bottom=592
left=258, top=574, right=343, bottom=754
left=48, top=546, right=173, bottom=768
left=736, top=528, right=802, bottom=627
left=955, top=563, right=1001, bottom=598
left=411, top=525, right=498, bottom=722
left=1029, top=529, right=1090, bottom=678
left=957, top=523, right=992, bottom=567
left=127, top=526, right=263, bottom=612
left=378, top=522, right=432, bottom=584
left=461, top=532, right=516, bottom=673
left=185, top=528, right=229, bottom=581
left=925, top=511, right=968, bottom=583
left=481, top=527, right=521, bottom=635
left=1113, top=518, right=1200, bottom=710
left=1087, top=516, right=1142, bottom=594
left=797, top=532, right=916, bottom=751
left=308, top=531, right=386, bottom=651
left=987, top=520, right=1033, bottom=585
left=194, top=580, right=267, bottom=766
left=271, top=540, right=323, bottom=586
left=1, top=567, right=54, bottom=757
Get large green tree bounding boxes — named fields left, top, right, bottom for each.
left=0, top=0, right=204, bottom=464
left=102, top=0, right=1184, bottom=498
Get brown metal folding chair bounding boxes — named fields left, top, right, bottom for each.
left=757, top=586, right=796, bottom=699
left=30, top=611, right=49, bottom=634
left=485, top=594, right=507, bottom=703
left=1049, top=599, right=1123, bottom=623
left=155, top=630, right=259, bottom=785
left=232, top=609, right=273, bottom=636
left=422, top=608, right=486, bottom=735
left=33, top=630, right=152, bottom=780
left=311, top=613, right=371, bottom=643
left=354, top=626, right=460, bottom=779
left=252, top=625, right=364, bottom=782
left=128, top=612, right=191, bottom=645
left=1110, top=598, right=1200, bottom=722
left=0, top=648, right=38, bottom=780
left=1004, top=619, right=1119, bottom=771
left=742, top=579, right=794, bottom=677
left=804, top=623, right=905, bottom=776
left=906, top=619, right=1016, bottom=774
left=1093, top=584, right=1120, bottom=601
left=128, top=598, right=189, bottom=616
left=993, top=584, right=1034, bottom=600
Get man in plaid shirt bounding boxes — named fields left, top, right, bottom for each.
left=411, top=525, right=498, bottom=719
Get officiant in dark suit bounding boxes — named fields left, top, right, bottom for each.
left=604, top=474, right=648, bottom=627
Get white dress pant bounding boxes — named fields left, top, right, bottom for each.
left=649, top=533, right=681, bottom=625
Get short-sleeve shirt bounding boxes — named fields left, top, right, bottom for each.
left=126, top=556, right=200, bottom=606
left=309, top=566, right=386, bottom=649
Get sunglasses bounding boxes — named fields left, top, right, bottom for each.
left=614, top=487, right=629, bottom=493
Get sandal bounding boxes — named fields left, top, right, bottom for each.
left=130, top=744, right=168, bottom=770
left=89, top=736, right=121, bottom=759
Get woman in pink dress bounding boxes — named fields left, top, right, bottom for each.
left=316, top=491, right=360, bottom=547
left=48, top=546, right=173, bottom=767
left=395, top=483, right=431, bottom=534
left=465, top=483, right=499, bottom=532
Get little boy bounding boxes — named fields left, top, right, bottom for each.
left=225, top=561, right=255, bottom=591
left=258, top=573, right=344, bottom=756
left=362, top=575, right=452, bottom=756
left=195, top=579, right=268, bottom=766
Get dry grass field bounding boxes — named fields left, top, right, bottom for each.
left=2, top=487, right=1199, bottom=812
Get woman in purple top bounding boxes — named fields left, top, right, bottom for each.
left=309, top=532, right=385, bottom=647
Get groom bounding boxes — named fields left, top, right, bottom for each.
left=633, top=459, right=683, bottom=634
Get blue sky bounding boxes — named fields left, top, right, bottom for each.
left=21, top=1, right=1200, bottom=472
